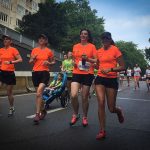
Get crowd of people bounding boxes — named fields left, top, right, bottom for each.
left=0, top=30, right=150, bottom=140
left=119, top=64, right=150, bottom=92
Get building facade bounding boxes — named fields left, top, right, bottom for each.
left=0, top=0, right=45, bottom=30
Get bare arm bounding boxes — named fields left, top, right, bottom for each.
left=4, top=55, right=22, bottom=65
left=112, top=56, right=125, bottom=72
left=29, top=54, right=37, bottom=64
left=11, top=54, right=22, bottom=64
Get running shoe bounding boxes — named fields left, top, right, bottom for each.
left=82, top=117, right=88, bottom=127
left=39, top=109, right=47, bottom=120
left=70, top=114, right=80, bottom=126
left=117, top=108, right=124, bottom=123
left=96, top=130, right=106, bottom=140
left=8, top=107, right=15, bottom=117
left=34, top=113, right=40, bottom=124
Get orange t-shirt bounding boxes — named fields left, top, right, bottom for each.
left=97, top=45, right=122, bottom=78
left=31, top=47, right=54, bottom=71
left=72, top=43, right=97, bottom=74
left=0, top=47, right=20, bottom=71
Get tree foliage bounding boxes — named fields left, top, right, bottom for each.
left=145, top=47, right=150, bottom=61
left=19, top=0, right=104, bottom=51
left=20, top=0, right=68, bottom=49
left=116, top=41, right=147, bottom=73
left=144, top=37, right=150, bottom=61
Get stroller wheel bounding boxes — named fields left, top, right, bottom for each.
left=45, top=104, right=50, bottom=110
left=60, top=91, right=69, bottom=108
left=60, top=97, right=68, bottom=108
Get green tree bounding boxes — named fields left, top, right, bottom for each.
left=144, top=37, right=150, bottom=61
left=61, top=0, right=104, bottom=51
left=20, top=0, right=68, bottom=50
left=116, top=41, right=147, bottom=73
left=145, top=47, right=150, bottom=61
left=19, top=0, right=104, bottom=51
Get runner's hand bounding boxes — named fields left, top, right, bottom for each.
left=43, top=61, right=49, bottom=66
left=31, top=54, right=38, bottom=60
left=4, top=61, right=11, bottom=65
left=101, top=68, right=111, bottom=74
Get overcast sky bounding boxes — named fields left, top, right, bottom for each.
left=57, top=0, right=150, bottom=49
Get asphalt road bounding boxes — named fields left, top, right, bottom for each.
left=0, top=81, right=150, bottom=150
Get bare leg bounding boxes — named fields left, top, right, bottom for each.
left=95, top=85, right=106, bottom=130
left=127, top=77, right=130, bottom=86
left=137, top=78, right=140, bottom=88
left=7, top=85, right=14, bottom=107
left=134, top=77, right=137, bottom=89
left=146, top=79, right=150, bottom=91
left=106, top=88, right=124, bottom=123
left=71, top=82, right=80, bottom=115
left=35, top=83, right=45, bottom=113
left=81, top=85, right=90, bottom=117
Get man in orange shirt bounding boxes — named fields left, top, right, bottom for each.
left=95, top=32, right=125, bottom=139
left=29, top=34, right=55, bottom=125
left=70, top=29, right=97, bottom=127
left=0, top=35, right=22, bottom=116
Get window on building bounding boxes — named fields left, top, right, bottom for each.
left=0, top=0, right=11, bottom=9
left=32, top=1, right=38, bottom=11
left=10, top=17, right=12, bottom=24
left=16, top=19, right=21, bottom=27
left=0, top=12, right=8, bottom=22
left=17, top=4, right=25, bottom=16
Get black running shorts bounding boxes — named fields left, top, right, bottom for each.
left=72, top=74, right=94, bottom=86
left=95, top=76, right=118, bottom=90
left=32, top=71, right=50, bottom=87
left=0, top=70, right=16, bottom=85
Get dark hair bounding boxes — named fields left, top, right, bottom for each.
left=111, top=40, right=115, bottom=46
left=80, top=29, right=93, bottom=43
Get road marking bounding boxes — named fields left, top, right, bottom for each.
left=118, top=97, right=150, bottom=102
left=26, top=107, right=65, bottom=119
left=0, top=93, right=35, bottom=99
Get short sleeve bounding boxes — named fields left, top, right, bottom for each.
left=48, top=49, right=54, bottom=58
left=92, top=45, right=97, bottom=58
left=31, top=48, right=36, bottom=56
left=13, top=48, right=19, bottom=57
left=62, top=60, right=65, bottom=66
left=115, top=47, right=122, bottom=58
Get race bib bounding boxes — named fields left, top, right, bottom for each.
left=78, top=61, right=91, bottom=71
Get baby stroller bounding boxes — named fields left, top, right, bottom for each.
left=42, top=72, right=70, bottom=108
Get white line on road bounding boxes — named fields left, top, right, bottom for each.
left=0, top=93, right=35, bottom=99
left=26, top=107, right=65, bottom=119
left=118, top=97, right=150, bottom=102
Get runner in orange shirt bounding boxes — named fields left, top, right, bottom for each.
left=95, top=32, right=125, bottom=139
left=70, top=29, right=97, bottom=127
left=29, top=34, right=55, bottom=124
left=0, top=35, right=22, bottom=116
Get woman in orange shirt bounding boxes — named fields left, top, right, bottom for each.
left=95, top=32, right=125, bottom=139
left=0, top=35, right=22, bottom=116
left=70, top=29, right=97, bottom=127
left=29, top=34, right=55, bottom=124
